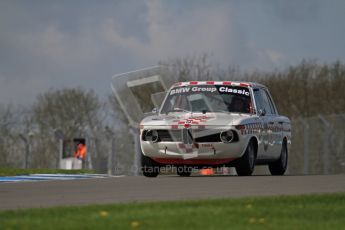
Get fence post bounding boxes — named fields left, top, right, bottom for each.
left=107, top=139, right=113, bottom=175
left=85, top=135, right=93, bottom=170
left=300, top=118, right=310, bottom=175
left=318, top=115, right=331, bottom=175
left=129, top=127, right=140, bottom=176
left=105, top=127, right=114, bottom=175
left=111, top=138, right=116, bottom=175
left=341, top=114, right=345, bottom=122
left=18, top=134, right=29, bottom=169
left=53, top=130, right=64, bottom=169
left=82, top=126, right=93, bottom=170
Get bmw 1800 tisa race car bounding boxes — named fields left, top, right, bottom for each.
left=140, top=81, right=291, bottom=177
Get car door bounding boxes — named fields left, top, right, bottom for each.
left=253, top=89, right=272, bottom=158
left=260, top=89, right=282, bottom=158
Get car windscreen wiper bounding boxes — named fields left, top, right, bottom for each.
left=212, top=110, right=230, bottom=113
left=166, top=107, right=190, bottom=114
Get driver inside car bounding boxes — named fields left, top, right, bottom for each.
left=229, top=97, right=246, bottom=113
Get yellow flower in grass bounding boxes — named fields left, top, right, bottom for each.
left=249, top=217, right=256, bottom=224
left=259, top=218, right=266, bottom=224
left=99, top=211, right=109, bottom=217
left=245, top=204, right=252, bottom=209
left=131, top=221, right=140, bottom=228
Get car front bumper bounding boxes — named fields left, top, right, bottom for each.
left=140, top=139, right=248, bottom=165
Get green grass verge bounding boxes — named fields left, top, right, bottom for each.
left=0, top=168, right=94, bottom=176
left=0, top=193, right=344, bottom=230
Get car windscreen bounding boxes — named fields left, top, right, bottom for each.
left=160, top=85, right=252, bottom=114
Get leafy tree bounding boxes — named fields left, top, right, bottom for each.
left=32, top=88, right=104, bottom=168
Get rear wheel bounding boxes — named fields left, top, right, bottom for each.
left=235, top=140, right=256, bottom=176
left=141, top=154, right=160, bottom=177
left=269, top=141, right=288, bottom=175
left=176, top=166, right=192, bottom=177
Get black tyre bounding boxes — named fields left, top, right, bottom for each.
left=141, top=154, right=160, bottom=177
left=176, top=166, right=192, bottom=177
left=235, top=140, right=256, bottom=176
left=269, top=141, right=288, bottom=175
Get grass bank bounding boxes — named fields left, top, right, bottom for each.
left=0, top=193, right=344, bottom=230
left=0, top=168, right=94, bottom=176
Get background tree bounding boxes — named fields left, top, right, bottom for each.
left=32, top=88, right=105, bottom=168
left=254, top=60, right=345, bottom=118
left=1, top=55, right=344, bottom=174
left=0, top=105, right=16, bottom=167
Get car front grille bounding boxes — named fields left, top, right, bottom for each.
left=157, top=130, right=183, bottom=142
left=194, top=133, right=222, bottom=142
left=142, top=129, right=223, bottom=143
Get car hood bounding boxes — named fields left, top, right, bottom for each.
left=140, top=112, right=255, bottom=127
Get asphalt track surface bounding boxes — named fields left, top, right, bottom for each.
left=0, top=174, right=344, bottom=210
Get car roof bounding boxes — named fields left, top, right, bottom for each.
left=172, top=81, right=267, bottom=89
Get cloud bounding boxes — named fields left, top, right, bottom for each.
left=101, top=0, right=257, bottom=67
left=0, top=1, right=300, bottom=104
left=0, top=0, right=344, bottom=105
left=0, top=71, right=47, bottom=105
left=261, top=0, right=319, bottom=24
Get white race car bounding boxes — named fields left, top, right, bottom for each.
left=139, top=81, right=291, bottom=177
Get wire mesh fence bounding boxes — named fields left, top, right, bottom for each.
left=87, top=113, right=345, bottom=176
left=289, top=114, right=345, bottom=175
left=1, top=114, right=344, bottom=175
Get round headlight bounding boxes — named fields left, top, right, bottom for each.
left=220, top=130, right=234, bottom=143
left=145, top=130, right=159, bottom=143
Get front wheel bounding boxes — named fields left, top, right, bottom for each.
left=141, top=154, right=160, bottom=177
left=235, top=140, right=256, bottom=176
left=269, top=141, right=288, bottom=175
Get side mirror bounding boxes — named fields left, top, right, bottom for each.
left=152, top=108, right=158, bottom=114
left=144, top=107, right=158, bottom=116
left=259, top=109, right=266, bottom=116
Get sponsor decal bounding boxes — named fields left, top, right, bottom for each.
left=174, top=81, right=252, bottom=87
left=171, top=116, right=211, bottom=129
left=191, top=87, right=217, bottom=93
left=240, top=123, right=263, bottom=135
left=177, top=143, right=199, bottom=153
left=169, top=86, right=250, bottom=96
left=240, top=122, right=285, bottom=135
left=219, top=87, right=250, bottom=96
left=240, top=122, right=285, bottom=152
left=170, top=87, right=190, bottom=95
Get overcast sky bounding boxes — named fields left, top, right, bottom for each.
left=1, top=0, right=345, bottom=105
